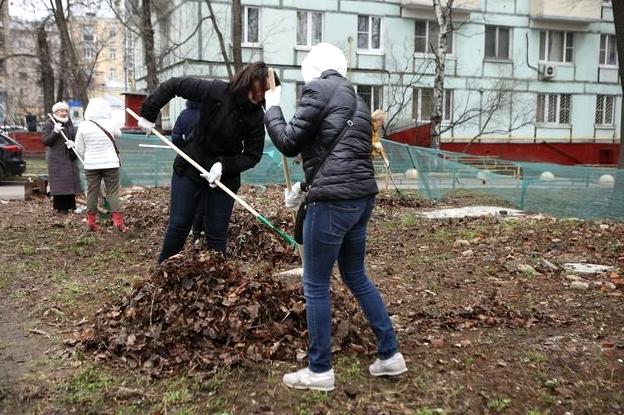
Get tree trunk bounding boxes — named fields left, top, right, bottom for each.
left=612, top=0, right=624, bottom=168
left=205, top=0, right=233, bottom=79
left=140, top=0, right=159, bottom=93
left=36, top=25, right=55, bottom=113
left=430, top=0, right=453, bottom=150
left=231, top=0, right=243, bottom=72
left=53, top=0, right=89, bottom=107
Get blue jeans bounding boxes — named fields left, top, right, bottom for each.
left=303, top=195, right=398, bottom=373
left=158, top=173, right=235, bottom=263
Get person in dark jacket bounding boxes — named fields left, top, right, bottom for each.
left=264, top=43, right=406, bottom=391
left=137, top=62, right=270, bottom=263
left=41, top=101, right=82, bottom=213
left=170, top=100, right=200, bottom=147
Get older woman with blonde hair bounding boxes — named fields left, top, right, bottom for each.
left=371, top=109, right=389, bottom=168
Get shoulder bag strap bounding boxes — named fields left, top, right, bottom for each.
left=90, top=120, right=121, bottom=164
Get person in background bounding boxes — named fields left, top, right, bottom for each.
left=41, top=102, right=82, bottom=213
left=264, top=43, right=407, bottom=392
left=371, top=109, right=390, bottom=168
left=74, top=97, right=126, bottom=232
left=171, top=100, right=205, bottom=239
left=171, top=100, right=200, bottom=147
left=137, top=62, right=272, bottom=263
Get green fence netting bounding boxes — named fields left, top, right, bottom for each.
left=112, top=133, right=623, bottom=220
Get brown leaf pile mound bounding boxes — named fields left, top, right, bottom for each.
left=78, top=248, right=373, bottom=377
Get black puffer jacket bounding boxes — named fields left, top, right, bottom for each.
left=265, top=70, right=378, bottom=202
left=141, top=77, right=265, bottom=192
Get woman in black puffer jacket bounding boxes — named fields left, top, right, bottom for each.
left=264, top=43, right=406, bottom=392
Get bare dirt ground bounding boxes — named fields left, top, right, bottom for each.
left=0, top=186, right=623, bottom=415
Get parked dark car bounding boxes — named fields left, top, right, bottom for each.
left=0, top=132, right=26, bottom=178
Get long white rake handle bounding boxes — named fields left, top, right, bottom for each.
left=126, top=108, right=262, bottom=219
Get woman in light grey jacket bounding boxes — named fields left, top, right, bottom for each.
left=75, top=97, right=126, bottom=232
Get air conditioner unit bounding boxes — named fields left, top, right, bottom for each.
left=541, top=63, right=557, bottom=79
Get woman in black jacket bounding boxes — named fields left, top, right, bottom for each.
left=138, top=62, right=270, bottom=263
left=264, top=43, right=406, bottom=391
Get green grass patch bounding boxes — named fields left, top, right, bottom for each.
left=55, top=365, right=114, bottom=408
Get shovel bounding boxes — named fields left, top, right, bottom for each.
left=126, top=108, right=296, bottom=247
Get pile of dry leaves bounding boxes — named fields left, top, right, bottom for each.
left=75, top=248, right=373, bottom=376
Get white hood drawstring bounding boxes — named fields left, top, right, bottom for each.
left=301, top=42, right=348, bottom=84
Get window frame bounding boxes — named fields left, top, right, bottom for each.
left=109, top=67, right=116, bottom=81
left=536, top=93, right=572, bottom=125
left=413, top=88, right=453, bottom=122
left=356, top=84, right=383, bottom=113
left=109, top=48, right=116, bottom=60
left=414, top=20, right=454, bottom=57
left=357, top=15, right=383, bottom=52
left=539, top=31, right=574, bottom=64
left=595, top=95, right=616, bottom=126
left=599, top=34, right=618, bottom=67
left=296, top=10, right=324, bottom=49
left=242, top=6, right=260, bottom=46
left=484, top=25, right=511, bottom=61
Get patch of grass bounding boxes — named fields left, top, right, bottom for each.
left=55, top=365, right=113, bottom=408
left=50, top=270, right=68, bottom=284
left=201, top=367, right=232, bottom=394
left=487, top=397, right=511, bottom=411
left=458, top=229, right=477, bottom=240
left=9, top=289, right=25, bottom=301
left=76, top=236, right=96, bottom=247
left=21, top=244, right=37, bottom=256
left=55, top=281, right=84, bottom=305
left=415, top=409, right=446, bottom=415
left=401, top=212, right=418, bottom=227
left=527, top=410, right=550, bottom=415
left=335, top=356, right=361, bottom=380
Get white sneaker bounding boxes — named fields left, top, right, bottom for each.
left=369, top=352, right=408, bottom=377
left=282, top=367, right=335, bottom=391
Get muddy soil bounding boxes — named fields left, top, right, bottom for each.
left=0, top=186, right=623, bottom=414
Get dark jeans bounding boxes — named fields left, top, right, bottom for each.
left=52, top=194, right=76, bottom=212
left=158, top=173, right=235, bottom=263
left=303, top=195, right=398, bottom=373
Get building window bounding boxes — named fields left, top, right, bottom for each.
left=109, top=48, right=116, bottom=59
left=243, top=6, right=260, bottom=45
left=83, top=26, right=94, bottom=42
left=109, top=28, right=116, bottom=38
left=600, top=34, right=618, bottom=66
left=414, top=20, right=453, bottom=54
left=297, top=11, right=323, bottom=47
left=595, top=95, right=615, bottom=126
left=539, top=31, right=574, bottom=63
left=357, top=15, right=382, bottom=50
left=109, top=68, right=116, bottom=80
left=485, top=26, right=510, bottom=60
left=19, top=72, right=27, bottom=80
left=413, top=88, right=452, bottom=122
left=84, top=47, right=95, bottom=59
left=537, top=94, right=571, bottom=124
left=356, top=84, right=382, bottom=113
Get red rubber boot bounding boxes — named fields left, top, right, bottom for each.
left=112, top=212, right=127, bottom=232
left=87, top=212, right=99, bottom=231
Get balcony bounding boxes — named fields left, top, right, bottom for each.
left=530, top=0, right=601, bottom=23
left=401, top=0, right=480, bottom=13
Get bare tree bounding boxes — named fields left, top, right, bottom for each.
left=611, top=0, right=624, bottom=169
left=36, top=23, right=55, bottom=112
left=51, top=0, right=89, bottom=106
left=430, top=0, right=454, bottom=149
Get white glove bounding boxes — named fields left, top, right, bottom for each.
left=284, top=181, right=304, bottom=209
left=137, top=117, right=156, bottom=132
left=65, top=140, right=75, bottom=149
left=372, top=142, right=383, bottom=151
left=264, top=85, right=281, bottom=109
left=383, top=157, right=390, bottom=168
left=53, top=123, right=63, bottom=133
left=200, top=162, right=223, bottom=188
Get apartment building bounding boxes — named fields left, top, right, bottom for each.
left=0, top=1, right=9, bottom=124
left=135, top=0, right=620, bottom=147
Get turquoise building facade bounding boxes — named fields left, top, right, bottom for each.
left=135, top=0, right=620, bottom=145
